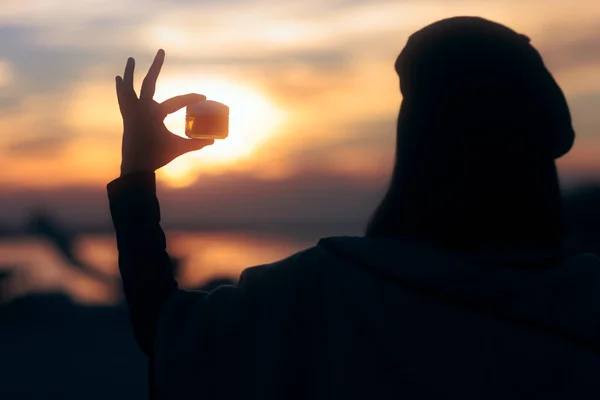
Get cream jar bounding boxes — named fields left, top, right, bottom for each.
left=185, top=100, right=229, bottom=140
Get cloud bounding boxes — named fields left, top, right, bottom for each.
left=5, top=134, right=71, bottom=158
left=0, top=25, right=108, bottom=101
left=7, top=0, right=597, bottom=63
left=0, top=0, right=143, bottom=27
left=0, top=91, right=78, bottom=164
left=269, top=116, right=398, bottom=172
left=2, top=0, right=600, bottom=98
left=541, top=25, right=600, bottom=71
left=158, top=170, right=387, bottom=226
left=0, top=59, right=15, bottom=88
left=0, top=150, right=594, bottom=233
left=0, top=0, right=599, bottom=196
left=0, top=168, right=387, bottom=230
left=167, top=49, right=351, bottom=70
left=62, top=80, right=122, bottom=135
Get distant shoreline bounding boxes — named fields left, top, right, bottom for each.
left=0, top=221, right=367, bottom=240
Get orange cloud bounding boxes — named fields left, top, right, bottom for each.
left=1, top=0, right=600, bottom=191
left=0, top=60, right=15, bottom=88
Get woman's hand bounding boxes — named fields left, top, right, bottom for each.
left=115, top=49, right=214, bottom=176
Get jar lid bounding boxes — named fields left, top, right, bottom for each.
left=187, top=100, right=229, bottom=115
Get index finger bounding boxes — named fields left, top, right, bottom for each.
left=140, top=49, right=165, bottom=100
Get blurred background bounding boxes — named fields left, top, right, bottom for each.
left=1, top=0, right=600, bottom=398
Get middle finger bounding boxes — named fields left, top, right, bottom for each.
left=140, top=49, right=165, bottom=100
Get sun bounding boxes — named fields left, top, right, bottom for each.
left=152, top=75, right=287, bottom=187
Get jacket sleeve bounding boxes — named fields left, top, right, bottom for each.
left=107, top=172, right=178, bottom=357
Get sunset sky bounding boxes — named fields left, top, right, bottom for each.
left=0, top=0, right=599, bottom=228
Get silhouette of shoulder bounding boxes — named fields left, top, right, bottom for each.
left=238, top=245, right=328, bottom=293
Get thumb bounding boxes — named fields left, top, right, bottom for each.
left=178, top=138, right=215, bottom=155
left=159, top=94, right=207, bottom=118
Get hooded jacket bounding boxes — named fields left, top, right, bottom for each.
left=108, top=173, right=600, bottom=400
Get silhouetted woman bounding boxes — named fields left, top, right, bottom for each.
left=108, top=17, right=600, bottom=400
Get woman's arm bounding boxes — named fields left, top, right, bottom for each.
left=110, top=49, right=214, bottom=357
left=107, top=171, right=176, bottom=357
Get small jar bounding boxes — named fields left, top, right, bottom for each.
left=185, top=100, right=229, bottom=140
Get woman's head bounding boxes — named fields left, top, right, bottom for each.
left=366, top=17, right=575, bottom=251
